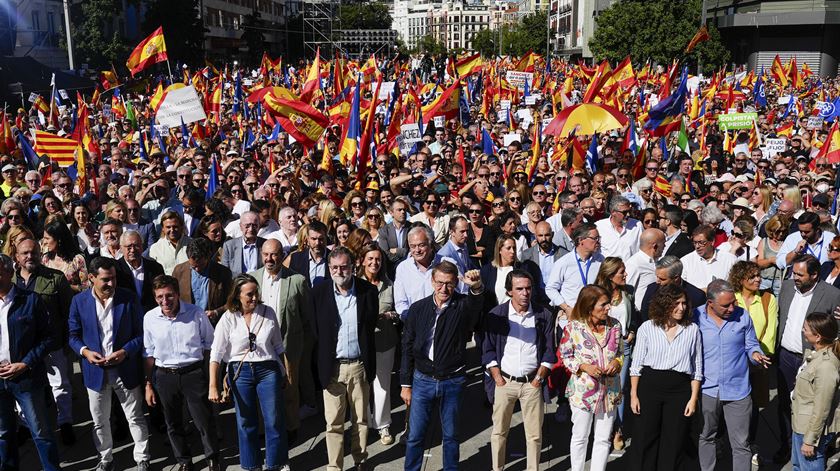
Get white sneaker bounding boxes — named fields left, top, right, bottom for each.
left=380, top=426, right=394, bottom=445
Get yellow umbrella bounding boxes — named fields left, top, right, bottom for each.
left=544, top=103, right=628, bottom=137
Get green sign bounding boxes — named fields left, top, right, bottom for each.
left=718, top=112, right=758, bottom=130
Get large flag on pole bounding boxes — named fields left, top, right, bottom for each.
left=34, top=130, right=78, bottom=167
left=126, top=26, right=168, bottom=77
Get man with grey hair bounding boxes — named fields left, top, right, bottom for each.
left=221, top=211, right=265, bottom=276
left=547, top=207, right=582, bottom=253
left=97, top=218, right=124, bottom=260
left=639, top=255, right=707, bottom=316
left=594, top=195, right=641, bottom=259
left=23, top=170, right=42, bottom=193
left=700, top=204, right=733, bottom=236
left=694, top=278, right=769, bottom=471
left=116, top=230, right=165, bottom=313
left=394, top=225, right=437, bottom=319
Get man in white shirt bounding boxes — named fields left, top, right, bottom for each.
left=142, top=275, right=220, bottom=471
left=68, top=257, right=150, bottom=471
left=269, top=206, right=299, bottom=257
left=394, top=226, right=436, bottom=319
left=148, top=211, right=191, bottom=275
left=776, top=211, right=835, bottom=270
left=681, top=225, right=738, bottom=291
left=625, top=228, right=665, bottom=310
left=594, top=195, right=641, bottom=260
left=545, top=223, right=605, bottom=318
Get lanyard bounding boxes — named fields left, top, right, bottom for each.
left=806, top=239, right=824, bottom=262
left=576, top=256, right=593, bottom=286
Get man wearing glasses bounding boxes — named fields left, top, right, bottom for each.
left=681, top=225, right=738, bottom=291
left=0, top=164, right=22, bottom=199
left=595, top=195, right=642, bottom=260
left=312, top=247, right=379, bottom=471
left=545, top=223, right=604, bottom=317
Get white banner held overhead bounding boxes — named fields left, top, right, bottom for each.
left=400, top=124, right=422, bottom=155
left=505, top=71, right=533, bottom=90
left=155, top=86, right=207, bottom=129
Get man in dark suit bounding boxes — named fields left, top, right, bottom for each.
left=221, top=211, right=265, bottom=276
left=68, top=256, right=150, bottom=471
left=378, top=198, right=410, bottom=270
left=288, top=220, right=331, bottom=288
left=116, top=230, right=165, bottom=313
left=124, top=198, right=157, bottom=250
left=660, top=205, right=693, bottom=259
left=482, top=269, right=555, bottom=471
left=521, top=221, right=568, bottom=288
left=640, top=255, right=707, bottom=317
left=311, top=246, right=379, bottom=471
left=172, top=238, right=232, bottom=325
left=0, top=253, right=62, bottom=471
left=773, top=254, right=840, bottom=463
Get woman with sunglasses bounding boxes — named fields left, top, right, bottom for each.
left=489, top=197, right=508, bottom=224
left=818, top=235, right=840, bottom=289
left=718, top=219, right=759, bottom=261
left=467, top=202, right=493, bottom=267
left=342, top=191, right=367, bottom=227
left=209, top=274, right=290, bottom=471
left=492, top=210, right=528, bottom=261
left=69, top=203, right=96, bottom=253
left=640, top=209, right=659, bottom=230
left=756, top=215, right=787, bottom=296
left=37, top=194, right=65, bottom=235
left=361, top=207, right=385, bottom=246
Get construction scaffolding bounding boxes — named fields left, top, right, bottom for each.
left=302, top=0, right=343, bottom=58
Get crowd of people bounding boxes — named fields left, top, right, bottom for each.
left=3, top=50, right=840, bottom=471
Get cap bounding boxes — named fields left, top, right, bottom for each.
left=1, top=164, right=16, bottom=173
left=731, top=197, right=752, bottom=210
left=226, top=149, right=239, bottom=156
left=715, top=173, right=737, bottom=183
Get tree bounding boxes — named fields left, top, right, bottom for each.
left=340, top=3, right=392, bottom=30
left=141, top=0, right=207, bottom=67
left=471, top=29, right=496, bottom=57
left=240, top=10, right=266, bottom=63
left=69, top=0, right=129, bottom=69
left=413, top=34, right=446, bottom=56
left=589, top=0, right=729, bottom=70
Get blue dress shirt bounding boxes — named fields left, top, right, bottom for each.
left=334, top=281, right=361, bottom=360
left=190, top=268, right=210, bottom=311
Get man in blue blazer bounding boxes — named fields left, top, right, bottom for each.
left=482, top=269, right=556, bottom=471
left=434, top=216, right=475, bottom=274
left=0, top=253, right=61, bottom=471
left=69, top=256, right=150, bottom=471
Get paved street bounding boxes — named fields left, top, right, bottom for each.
left=16, top=344, right=840, bottom=470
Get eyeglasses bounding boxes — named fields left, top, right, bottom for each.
left=6, top=213, right=21, bottom=220
left=829, top=246, right=840, bottom=252
left=732, top=232, right=745, bottom=239
left=692, top=239, right=710, bottom=246
left=508, top=197, right=521, bottom=202
left=532, top=191, right=545, bottom=196
left=368, top=214, right=381, bottom=219
left=432, top=280, right=457, bottom=290
left=351, top=201, right=364, bottom=207
left=177, top=174, right=190, bottom=179
left=492, top=202, right=506, bottom=208
left=468, top=209, right=483, bottom=214
left=231, top=188, right=243, bottom=194
left=643, top=219, right=657, bottom=225
left=583, top=236, right=601, bottom=242
left=248, top=332, right=257, bottom=352
left=617, top=173, right=630, bottom=178
left=490, top=172, right=500, bottom=176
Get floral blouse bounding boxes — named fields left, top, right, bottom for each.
left=559, top=319, right=624, bottom=413
left=43, top=253, right=89, bottom=292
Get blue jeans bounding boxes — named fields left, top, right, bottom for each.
left=405, top=371, right=465, bottom=471
left=791, top=432, right=835, bottom=471
left=230, top=361, right=288, bottom=471
left=616, top=340, right=633, bottom=427
left=0, top=380, right=60, bottom=471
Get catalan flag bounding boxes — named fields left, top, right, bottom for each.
left=126, top=26, right=168, bottom=77
left=34, top=130, right=77, bottom=167
left=654, top=175, right=672, bottom=198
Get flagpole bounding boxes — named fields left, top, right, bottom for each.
left=166, top=59, right=175, bottom=85
left=48, top=73, right=56, bottom=125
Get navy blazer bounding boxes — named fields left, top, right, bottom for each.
left=68, top=287, right=145, bottom=392
left=4, top=288, right=55, bottom=390
left=289, top=248, right=332, bottom=288
left=479, top=260, right=548, bottom=308
left=819, top=261, right=840, bottom=289
left=481, top=301, right=556, bottom=402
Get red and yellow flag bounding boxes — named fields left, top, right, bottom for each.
left=684, top=24, right=710, bottom=53
left=818, top=121, right=840, bottom=164
left=126, top=26, right=168, bottom=77
left=264, top=95, right=330, bottom=148
left=300, top=48, right=321, bottom=103
left=455, top=53, right=483, bottom=78
left=34, top=130, right=78, bottom=167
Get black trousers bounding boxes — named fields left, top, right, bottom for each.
left=776, top=347, right=803, bottom=450
left=630, top=367, right=692, bottom=471
left=155, top=365, right=219, bottom=464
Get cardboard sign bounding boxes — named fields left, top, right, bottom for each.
left=500, top=100, right=511, bottom=111
left=807, top=115, right=823, bottom=130
left=27, top=92, right=38, bottom=103
left=503, top=133, right=521, bottom=146
left=58, top=89, right=69, bottom=100
left=524, top=95, right=539, bottom=105
left=778, top=95, right=792, bottom=105
left=155, top=86, right=207, bottom=129
left=718, top=112, right=758, bottom=130
left=378, top=82, right=396, bottom=100
left=763, top=138, right=787, bottom=159
left=433, top=116, right=445, bottom=129
left=400, top=124, right=422, bottom=155
left=505, top=71, right=533, bottom=90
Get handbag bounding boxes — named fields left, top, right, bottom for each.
left=220, top=310, right=264, bottom=403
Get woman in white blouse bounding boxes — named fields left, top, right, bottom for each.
left=208, top=274, right=290, bottom=471
left=629, top=283, right=703, bottom=471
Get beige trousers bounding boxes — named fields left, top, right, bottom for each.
left=490, top=379, right=544, bottom=471
left=323, top=360, right=369, bottom=471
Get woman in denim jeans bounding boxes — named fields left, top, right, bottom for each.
left=791, top=311, right=840, bottom=471
left=208, top=274, right=290, bottom=471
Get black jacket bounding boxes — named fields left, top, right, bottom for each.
left=289, top=249, right=332, bottom=288
left=400, top=291, right=483, bottom=385
left=664, top=232, right=694, bottom=259
left=819, top=261, right=840, bottom=289
left=640, top=281, right=707, bottom=320
left=116, top=257, right=165, bottom=313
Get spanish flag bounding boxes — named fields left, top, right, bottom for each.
left=771, top=55, right=789, bottom=88
left=455, top=53, right=483, bottom=78
left=263, top=94, right=329, bottom=148
left=818, top=121, right=840, bottom=164
left=684, top=24, right=710, bottom=53
left=126, top=26, right=168, bottom=77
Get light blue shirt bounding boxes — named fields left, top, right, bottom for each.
left=334, top=281, right=361, bottom=360
left=776, top=230, right=836, bottom=269
left=242, top=240, right=259, bottom=274
left=190, top=268, right=210, bottom=310
left=693, top=304, right=763, bottom=401
left=536, top=247, right=556, bottom=287
left=143, top=302, right=214, bottom=368
left=309, top=252, right=327, bottom=287
left=545, top=250, right=604, bottom=307
left=394, top=257, right=435, bottom=319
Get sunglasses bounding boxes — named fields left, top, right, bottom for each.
left=532, top=191, right=545, bottom=196
left=492, top=202, right=505, bottom=208
left=248, top=332, right=257, bottom=352
left=468, top=209, right=483, bottom=214
left=425, top=200, right=439, bottom=205
left=732, top=232, right=745, bottom=239
left=618, top=173, right=630, bottom=178
left=508, top=197, right=521, bottom=202
left=351, top=201, right=364, bottom=207
left=643, top=219, right=657, bottom=225
left=829, top=246, right=840, bottom=252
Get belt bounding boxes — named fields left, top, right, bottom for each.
left=501, top=369, right=538, bottom=383
left=156, top=362, right=203, bottom=375
left=418, top=370, right=464, bottom=381
left=336, top=358, right=362, bottom=364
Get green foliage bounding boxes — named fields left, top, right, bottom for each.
left=413, top=34, right=446, bottom=56
left=69, top=0, right=129, bottom=69
left=141, top=0, right=207, bottom=66
left=589, top=0, right=730, bottom=70
left=240, top=10, right=266, bottom=63
left=471, top=29, right=496, bottom=57
left=340, top=3, right=392, bottom=30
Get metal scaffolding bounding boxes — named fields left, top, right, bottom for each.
left=302, top=0, right=342, bottom=58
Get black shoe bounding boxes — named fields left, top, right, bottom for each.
left=60, top=423, right=76, bottom=446
left=207, top=458, right=222, bottom=471
left=177, top=462, right=194, bottom=471
left=287, top=429, right=298, bottom=446
left=772, top=447, right=790, bottom=464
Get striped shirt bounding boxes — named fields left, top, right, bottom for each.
left=630, top=320, right=704, bottom=382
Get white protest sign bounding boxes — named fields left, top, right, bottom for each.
left=155, top=86, right=208, bottom=128
left=503, top=133, right=521, bottom=146
left=778, top=95, right=791, bottom=105
left=243, top=79, right=253, bottom=86
left=433, top=116, right=445, bottom=129
left=497, top=111, right=508, bottom=123
left=500, top=100, right=511, bottom=111
left=541, top=118, right=553, bottom=136
left=57, top=105, right=66, bottom=115
left=378, top=82, right=395, bottom=100
left=101, top=104, right=112, bottom=118
left=400, top=124, right=422, bottom=155
left=733, top=143, right=749, bottom=156
left=807, top=116, right=823, bottom=130
left=505, top=71, right=533, bottom=90
left=763, top=138, right=787, bottom=159
left=516, top=109, right=533, bottom=127
left=27, top=93, right=38, bottom=103
left=524, top=95, right=538, bottom=105
left=58, top=89, right=69, bottom=100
